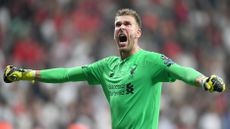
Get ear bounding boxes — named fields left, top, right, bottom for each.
left=136, top=28, right=142, bottom=38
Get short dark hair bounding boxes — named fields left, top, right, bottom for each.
left=115, top=8, right=142, bottom=29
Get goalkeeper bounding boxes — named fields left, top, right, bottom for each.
left=4, top=8, right=226, bottom=129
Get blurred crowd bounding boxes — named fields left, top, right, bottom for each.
left=0, top=0, right=229, bottom=129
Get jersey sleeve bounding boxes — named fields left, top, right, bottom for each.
left=82, top=57, right=110, bottom=85
left=153, top=54, right=177, bottom=82
left=156, top=54, right=202, bottom=85
left=39, top=67, right=86, bottom=83
left=165, top=63, right=202, bottom=85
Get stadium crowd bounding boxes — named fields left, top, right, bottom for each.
left=0, top=0, right=229, bottom=129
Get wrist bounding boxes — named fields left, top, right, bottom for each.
left=21, top=69, right=36, bottom=80
left=195, top=75, right=208, bottom=89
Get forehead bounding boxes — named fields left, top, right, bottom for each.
left=115, top=15, right=136, bottom=24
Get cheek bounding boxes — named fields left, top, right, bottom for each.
left=113, top=30, right=117, bottom=39
left=128, top=31, right=136, bottom=38
left=114, top=28, right=119, bottom=38
left=127, top=28, right=136, bottom=36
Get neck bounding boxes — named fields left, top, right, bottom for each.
left=120, top=46, right=142, bottom=60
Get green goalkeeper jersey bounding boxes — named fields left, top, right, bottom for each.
left=81, top=50, right=202, bottom=129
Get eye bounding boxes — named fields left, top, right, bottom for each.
left=115, top=22, right=121, bottom=27
left=124, top=21, right=131, bottom=26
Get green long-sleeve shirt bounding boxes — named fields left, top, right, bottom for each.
left=38, top=50, right=202, bottom=129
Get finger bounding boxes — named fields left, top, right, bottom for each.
left=212, top=77, right=224, bottom=92
left=6, top=66, right=17, bottom=77
left=204, top=82, right=211, bottom=91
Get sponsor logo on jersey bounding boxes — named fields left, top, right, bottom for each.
left=126, top=83, right=134, bottom=94
left=109, top=83, right=134, bottom=96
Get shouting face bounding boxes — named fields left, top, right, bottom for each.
left=114, top=15, right=141, bottom=53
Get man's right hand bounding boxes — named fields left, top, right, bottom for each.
left=3, top=65, right=27, bottom=83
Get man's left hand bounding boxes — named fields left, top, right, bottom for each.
left=203, top=75, right=226, bottom=92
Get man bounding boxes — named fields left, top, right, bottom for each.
left=3, top=8, right=226, bottom=129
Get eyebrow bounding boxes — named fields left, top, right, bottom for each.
left=115, top=20, right=132, bottom=26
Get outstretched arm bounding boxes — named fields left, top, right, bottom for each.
left=166, top=64, right=226, bottom=92
left=4, top=65, right=86, bottom=83
left=37, top=67, right=86, bottom=83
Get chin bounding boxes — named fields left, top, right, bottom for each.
left=119, top=47, right=130, bottom=52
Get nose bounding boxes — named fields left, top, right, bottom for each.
left=120, top=24, right=126, bottom=30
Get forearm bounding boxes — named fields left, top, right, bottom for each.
left=168, top=64, right=203, bottom=87
left=35, top=67, right=86, bottom=83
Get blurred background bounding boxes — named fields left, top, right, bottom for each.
left=0, top=0, right=229, bottom=129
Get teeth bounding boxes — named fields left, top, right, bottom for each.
left=119, top=33, right=125, bottom=36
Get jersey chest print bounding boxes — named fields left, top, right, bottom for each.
left=108, top=64, right=137, bottom=96
left=108, top=83, right=134, bottom=96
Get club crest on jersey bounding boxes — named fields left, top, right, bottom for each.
left=130, top=64, right=137, bottom=76
left=161, top=55, right=174, bottom=67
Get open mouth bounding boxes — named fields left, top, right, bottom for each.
left=119, top=34, right=127, bottom=42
